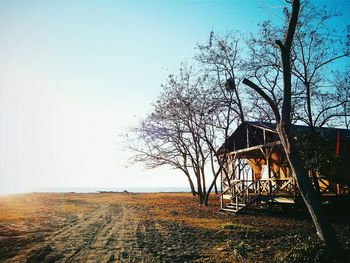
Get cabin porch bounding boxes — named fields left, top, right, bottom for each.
left=218, top=122, right=350, bottom=213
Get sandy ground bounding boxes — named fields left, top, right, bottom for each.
left=0, top=192, right=349, bottom=262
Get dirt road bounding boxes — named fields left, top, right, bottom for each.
left=0, top=193, right=232, bottom=262
left=1, top=192, right=349, bottom=262
left=17, top=204, right=143, bottom=262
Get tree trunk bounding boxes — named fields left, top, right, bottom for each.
left=214, top=181, right=218, bottom=194
left=195, top=169, right=204, bottom=204
left=276, top=0, right=339, bottom=254
left=243, top=0, right=340, bottom=257
left=305, top=81, right=314, bottom=127
left=203, top=167, right=223, bottom=205
left=185, top=173, right=197, bottom=196
left=311, top=169, right=320, bottom=194
left=201, top=167, right=206, bottom=198
left=277, top=124, right=339, bottom=256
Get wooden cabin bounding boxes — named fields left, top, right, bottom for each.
left=218, top=122, right=350, bottom=213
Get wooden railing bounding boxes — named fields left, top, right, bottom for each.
left=220, top=175, right=349, bottom=212
left=317, top=177, right=350, bottom=195
left=256, top=178, right=297, bottom=195
left=218, top=179, right=243, bottom=197
left=221, top=177, right=297, bottom=197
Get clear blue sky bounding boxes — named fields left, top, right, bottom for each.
left=0, top=0, right=349, bottom=194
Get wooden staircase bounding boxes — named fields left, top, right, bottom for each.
left=220, top=180, right=259, bottom=213
left=221, top=196, right=259, bottom=213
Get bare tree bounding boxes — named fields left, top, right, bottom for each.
left=130, top=32, right=248, bottom=205
left=129, top=67, right=204, bottom=200
left=291, top=2, right=350, bottom=127
left=245, top=20, right=285, bottom=122
left=245, top=1, right=350, bottom=205
left=128, top=101, right=199, bottom=195
left=194, top=32, right=249, bottom=204
left=195, top=31, right=247, bottom=123
left=129, top=66, right=238, bottom=205
left=247, top=2, right=350, bottom=128
left=333, top=70, right=350, bottom=129
left=243, top=0, right=339, bottom=256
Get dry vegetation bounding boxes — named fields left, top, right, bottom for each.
left=0, top=192, right=349, bottom=262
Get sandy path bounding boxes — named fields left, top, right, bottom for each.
left=1, top=194, right=228, bottom=263
left=3, top=192, right=343, bottom=262
left=5, top=202, right=228, bottom=262
left=10, top=204, right=157, bottom=263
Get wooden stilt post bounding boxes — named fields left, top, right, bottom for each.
left=246, top=127, right=250, bottom=148
left=266, top=148, right=272, bottom=195
left=220, top=167, right=223, bottom=209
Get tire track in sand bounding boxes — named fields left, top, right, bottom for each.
left=10, top=203, right=157, bottom=263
